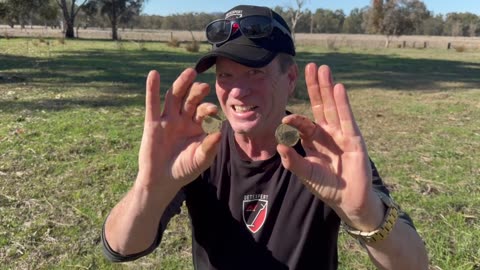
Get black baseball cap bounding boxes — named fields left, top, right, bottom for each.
left=195, top=5, right=296, bottom=73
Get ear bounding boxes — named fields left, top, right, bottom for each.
left=287, top=63, right=298, bottom=97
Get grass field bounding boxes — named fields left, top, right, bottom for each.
left=0, top=37, right=479, bottom=269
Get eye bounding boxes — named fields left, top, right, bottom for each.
left=216, top=72, right=231, bottom=79
left=248, top=69, right=264, bottom=76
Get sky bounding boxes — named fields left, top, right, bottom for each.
left=142, top=0, right=480, bottom=17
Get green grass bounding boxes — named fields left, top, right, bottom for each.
left=1, top=37, right=479, bottom=269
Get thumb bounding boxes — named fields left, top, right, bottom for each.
left=195, top=132, right=222, bottom=171
left=277, top=144, right=312, bottom=180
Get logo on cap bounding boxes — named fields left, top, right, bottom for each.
left=225, top=10, right=243, bottom=20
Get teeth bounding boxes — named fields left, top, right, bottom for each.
left=234, top=105, right=255, bottom=112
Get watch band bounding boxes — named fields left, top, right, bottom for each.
left=343, top=192, right=400, bottom=244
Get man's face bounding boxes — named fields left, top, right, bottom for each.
left=215, top=56, right=296, bottom=138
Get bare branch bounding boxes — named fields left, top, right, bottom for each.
left=73, top=0, right=89, bottom=18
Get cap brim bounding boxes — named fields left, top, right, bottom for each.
left=195, top=35, right=277, bottom=73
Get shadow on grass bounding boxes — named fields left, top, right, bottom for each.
left=294, top=51, right=480, bottom=97
left=0, top=96, right=144, bottom=112
left=1, top=48, right=480, bottom=112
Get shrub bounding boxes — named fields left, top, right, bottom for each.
left=167, top=37, right=180, bottom=47
left=454, top=45, right=466, bottom=53
left=185, top=31, right=200, bottom=52
left=326, top=39, right=338, bottom=51
left=185, top=40, right=199, bottom=52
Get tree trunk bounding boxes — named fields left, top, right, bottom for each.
left=111, top=18, right=118, bottom=40
left=384, top=36, right=391, bottom=48
left=112, top=23, right=118, bottom=40
left=111, top=1, right=118, bottom=40
left=65, top=20, right=75, bottom=38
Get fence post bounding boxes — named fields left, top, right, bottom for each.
left=447, top=42, right=451, bottom=50
left=424, top=41, right=427, bottom=49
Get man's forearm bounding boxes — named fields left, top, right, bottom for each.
left=365, top=221, right=428, bottom=269
left=104, top=176, right=179, bottom=256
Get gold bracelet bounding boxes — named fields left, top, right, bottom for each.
left=343, top=192, right=400, bottom=244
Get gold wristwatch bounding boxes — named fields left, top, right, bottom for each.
left=343, top=192, right=400, bottom=244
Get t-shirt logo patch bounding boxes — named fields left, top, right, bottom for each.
left=243, top=194, right=268, bottom=234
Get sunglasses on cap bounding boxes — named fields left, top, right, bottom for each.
left=205, top=15, right=292, bottom=45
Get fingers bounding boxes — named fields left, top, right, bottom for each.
left=145, top=70, right=161, bottom=122
left=194, top=103, right=218, bottom=123
left=282, top=114, right=336, bottom=152
left=306, top=63, right=360, bottom=138
left=305, top=63, right=326, bottom=124
left=333, top=84, right=360, bottom=137
left=162, top=68, right=212, bottom=122
left=318, top=65, right=340, bottom=127
left=282, top=114, right=316, bottom=139
left=183, top=82, right=211, bottom=118
left=305, top=64, right=341, bottom=127
left=163, top=68, right=197, bottom=116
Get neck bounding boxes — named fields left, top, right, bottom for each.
left=234, top=132, right=277, bottom=161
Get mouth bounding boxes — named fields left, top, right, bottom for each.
left=232, top=105, right=257, bottom=113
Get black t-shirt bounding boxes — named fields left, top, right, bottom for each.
left=102, top=121, right=415, bottom=269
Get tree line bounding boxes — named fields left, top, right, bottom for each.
left=0, top=0, right=144, bottom=40
left=0, top=0, right=479, bottom=40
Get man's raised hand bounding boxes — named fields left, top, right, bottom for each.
left=277, top=64, right=384, bottom=231
left=137, top=68, right=222, bottom=193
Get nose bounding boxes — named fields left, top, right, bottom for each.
left=229, top=85, right=251, bottom=99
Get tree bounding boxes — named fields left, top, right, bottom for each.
left=404, top=0, right=430, bottom=35
left=84, top=0, right=144, bottom=40
left=38, top=0, right=60, bottom=28
left=364, top=0, right=430, bottom=47
left=294, top=9, right=311, bottom=33
left=0, top=0, right=44, bottom=28
left=56, top=0, right=88, bottom=38
left=363, top=0, right=383, bottom=34
left=311, top=9, right=345, bottom=33
left=420, top=14, right=444, bottom=36
left=343, top=8, right=367, bottom=34
left=286, top=0, right=307, bottom=38
left=468, top=22, right=478, bottom=37
left=0, top=2, right=10, bottom=24
left=444, top=12, right=480, bottom=37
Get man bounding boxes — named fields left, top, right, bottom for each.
left=102, top=5, right=428, bottom=269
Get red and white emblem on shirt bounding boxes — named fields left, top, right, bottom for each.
left=242, top=195, right=268, bottom=234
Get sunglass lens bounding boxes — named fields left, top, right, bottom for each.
left=239, top=16, right=272, bottom=38
left=207, top=20, right=232, bottom=43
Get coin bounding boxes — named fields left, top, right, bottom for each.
left=275, top=123, right=299, bottom=146
left=202, top=114, right=224, bottom=133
